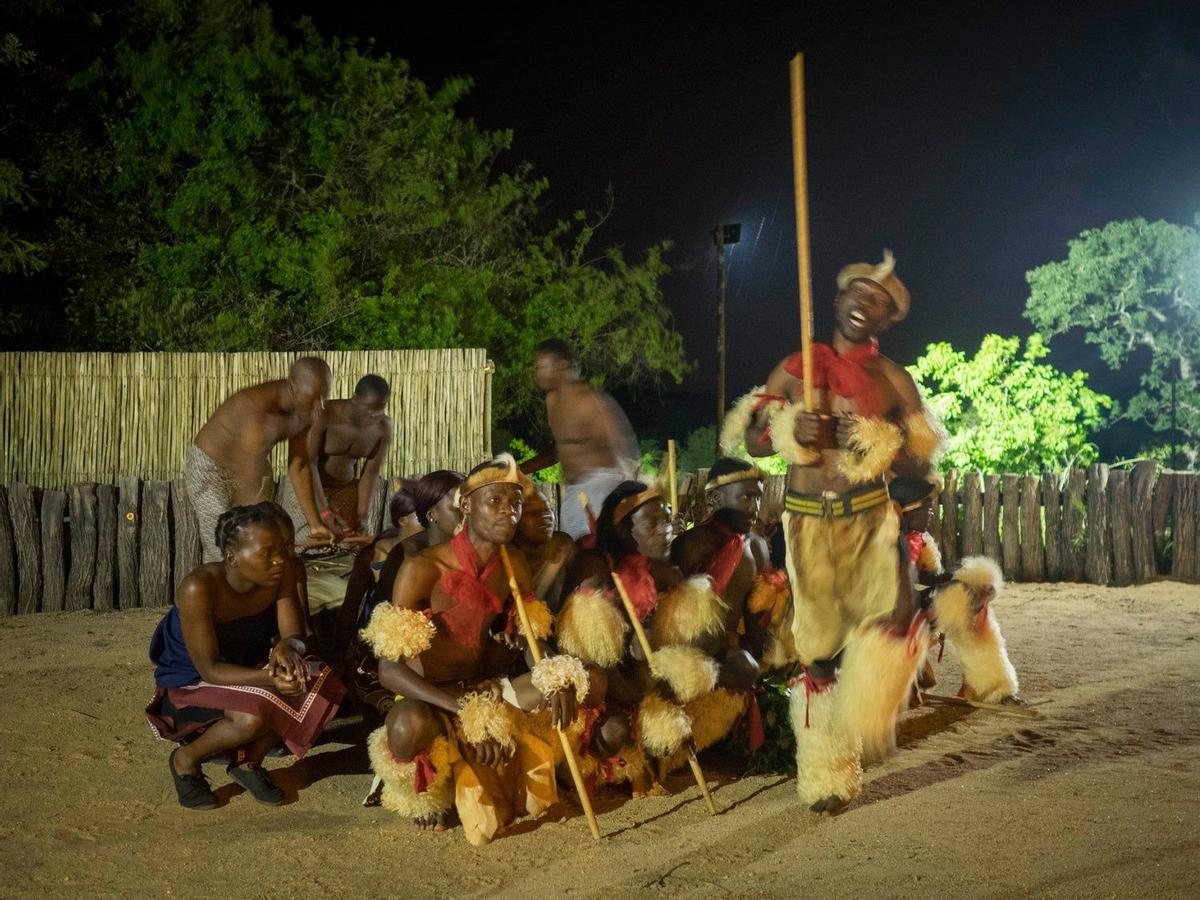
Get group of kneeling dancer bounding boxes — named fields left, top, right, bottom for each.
left=145, top=252, right=1021, bottom=845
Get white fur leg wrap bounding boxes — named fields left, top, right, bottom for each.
left=650, top=576, right=728, bottom=647
left=918, top=531, right=943, bottom=575
left=359, top=604, right=436, bottom=662
left=530, top=654, right=590, bottom=704
left=556, top=588, right=629, bottom=668
left=638, top=693, right=693, bottom=758
left=837, top=416, right=904, bottom=483
left=770, top=402, right=822, bottom=466
left=789, top=681, right=862, bottom=806
left=649, top=645, right=719, bottom=703
left=902, top=406, right=946, bottom=463
left=367, top=727, right=454, bottom=818
left=837, top=625, right=927, bottom=765
left=935, top=556, right=1019, bottom=703
left=457, top=691, right=518, bottom=754
left=719, top=385, right=767, bottom=453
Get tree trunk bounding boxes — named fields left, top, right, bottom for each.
left=171, top=479, right=201, bottom=593
left=65, top=484, right=98, bottom=611
left=139, top=480, right=171, bottom=608
left=0, top=485, right=16, bottom=615
left=1063, top=469, right=1086, bottom=582
left=10, top=483, right=41, bottom=614
left=94, top=484, right=117, bottom=611
left=1084, top=464, right=1112, bottom=585
left=1042, top=472, right=1064, bottom=581
left=1107, top=470, right=1134, bottom=587
left=1019, top=475, right=1045, bottom=582
left=1130, top=461, right=1158, bottom=583
left=117, top=477, right=140, bottom=609
left=962, top=472, right=983, bottom=558
left=940, top=469, right=959, bottom=571
left=40, top=489, right=67, bottom=613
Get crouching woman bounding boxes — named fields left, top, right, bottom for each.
left=146, top=504, right=345, bottom=810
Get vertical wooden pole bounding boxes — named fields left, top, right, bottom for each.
left=1084, top=464, right=1112, bottom=585
left=11, top=483, right=40, bottom=614
left=789, top=54, right=815, bottom=411
left=94, top=483, right=117, bottom=611
left=715, top=228, right=728, bottom=444
left=40, top=489, right=67, bottom=613
left=0, top=485, right=16, bottom=615
left=65, top=483, right=98, bottom=611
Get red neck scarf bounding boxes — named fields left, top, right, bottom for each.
left=706, top=519, right=746, bottom=596
left=615, top=553, right=658, bottom=622
left=438, top=530, right=505, bottom=649
left=783, top=338, right=881, bottom=416
left=904, top=530, right=925, bottom=565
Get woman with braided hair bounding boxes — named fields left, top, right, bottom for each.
left=145, top=504, right=345, bottom=810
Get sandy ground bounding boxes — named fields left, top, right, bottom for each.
left=2, top=581, right=1199, bottom=899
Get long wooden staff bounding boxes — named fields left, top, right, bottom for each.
left=666, top=439, right=678, bottom=514
left=789, top=53, right=815, bottom=412
left=610, top=571, right=719, bottom=816
left=498, top=545, right=601, bottom=840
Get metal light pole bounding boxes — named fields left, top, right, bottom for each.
left=714, top=222, right=741, bottom=454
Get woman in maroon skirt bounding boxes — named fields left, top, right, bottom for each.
left=146, top=504, right=344, bottom=810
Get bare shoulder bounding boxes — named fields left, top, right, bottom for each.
left=391, top=553, right=444, bottom=608
left=565, top=547, right=611, bottom=591
left=548, top=531, right=578, bottom=563
left=763, top=355, right=802, bottom=400
left=175, top=564, right=222, bottom=611
left=875, top=353, right=922, bottom=407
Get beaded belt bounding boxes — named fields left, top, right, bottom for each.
left=784, top=482, right=890, bottom=518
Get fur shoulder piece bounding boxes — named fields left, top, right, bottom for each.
left=650, top=644, right=719, bottom=703
left=360, top=604, right=437, bottom=662
left=837, top=415, right=904, bottom=483
left=901, top=406, right=947, bottom=463
left=769, top=401, right=822, bottom=467
left=556, top=588, right=629, bottom=668
left=651, top=576, right=728, bottom=647
left=637, top=692, right=692, bottom=758
left=530, top=654, right=590, bottom=703
left=457, top=690, right=517, bottom=754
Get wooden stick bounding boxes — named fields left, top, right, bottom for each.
left=610, top=571, right=719, bottom=816
left=922, top=693, right=1044, bottom=719
left=498, top=545, right=601, bottom=840
left=666, top=439, right=678, bottom=514
left=789, top=53, right=815, bottom=412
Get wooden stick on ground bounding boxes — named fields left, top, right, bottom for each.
left=922, top=693, right=1044, bottom=719
left=497, top=545, right=601, bottom=840
left=610, top=571, right=719, bottom=816
left=789, top=53, right=815, bottom=413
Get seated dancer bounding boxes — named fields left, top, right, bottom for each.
left=186, top=357, right=332, bottom=562
left=146, top=505, right=345, bottom=810
left=335, top=470, right=465, bottom=700
left=357, top=455, right=588, bottom=845
left=724, top=250, right=945, bottom=813
left=891, top=476, right=1021, bottom=705
left=560, top=481, right=744, bottom=789
left=513, top=481, right=577, bottom=612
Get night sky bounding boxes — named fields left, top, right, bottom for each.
left=276, top=0, right=1200, bottom=443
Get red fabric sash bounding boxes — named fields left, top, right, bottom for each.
left=745, top=690, right=765, bottom=753
left=438, top=530, right=505, bottom=650
left=706, top=522, right=746, bottom=596
left=615, top=553, right=658, bottom=622
left=787, top=666, right=837, bottom=729
left=905, top=530, right=925, bottom=565
left=397, top=747, right=438, bottom=794
left=783, top=338, right=881, bottom=415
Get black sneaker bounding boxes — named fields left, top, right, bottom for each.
left=227, top=763, right=286, bottom=805
left=169, top=749, right=217, bottom=810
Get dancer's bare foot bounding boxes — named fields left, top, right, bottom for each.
left=415, top=809, right=455, bottom=831
left=809, top=794, right=850, bottom=815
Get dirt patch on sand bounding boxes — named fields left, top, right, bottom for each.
left=2, top=581, right=1199, bottom=898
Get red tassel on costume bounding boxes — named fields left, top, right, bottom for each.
left=788, top=666, right=837, bottom=729
left=438, top=530, right=504, bottom=649
left=745, top=690, right=765, bottom=753
left=905, top=530, right=925, bottom=565
left=615, top=553, right=659, bottom=621
left=706, top=523, right=746, bottom=596
left=396, top=748, right=438, bottom=794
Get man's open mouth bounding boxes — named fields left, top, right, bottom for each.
left=848, top=309, right=867, bottom=329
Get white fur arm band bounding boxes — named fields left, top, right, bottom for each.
left=457, top=691, right=517, bottom=754
left=901, top=406, right=946, bottom=462
left=837, top=415, right=904, bottom=484
left=359, top=605, right=437, bottom=662
left=530, top=654, right=590, bottom=703
left=769, top=402, right=822, bottom=467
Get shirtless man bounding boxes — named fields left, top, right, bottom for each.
left=359, top=455, right=586, bottom=844
left=512, top=483, right=577, bottom=611
left=187, top=357, right=332, bottom=562
left=521, top=339, right=639, bottom=540
left=282, top=374, right=392, bottom=541
left=726, top=251, right=945, bottom=813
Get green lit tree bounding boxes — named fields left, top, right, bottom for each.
left=1025, top=217, right=1199, bottom=467
left=909, top=334, right=1111, bottom=474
